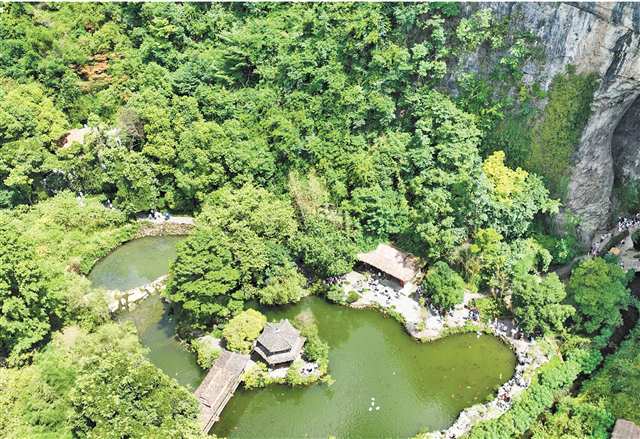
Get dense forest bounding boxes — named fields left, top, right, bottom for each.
left=0, top=3, right=637, bottom=438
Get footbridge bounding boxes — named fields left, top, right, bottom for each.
left=194, top=349, right=250, bottom=433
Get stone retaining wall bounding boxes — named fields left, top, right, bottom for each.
left=134, top=217, right=195, bottom=239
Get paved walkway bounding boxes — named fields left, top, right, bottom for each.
left=136, top=214, right=195, bottom=226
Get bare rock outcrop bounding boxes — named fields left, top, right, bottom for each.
left=461, top=2, right=640, bottom=243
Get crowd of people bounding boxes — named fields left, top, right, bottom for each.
left=590, top=213, right=640, bottom=255
left=147, top=209, right=171, bottom=221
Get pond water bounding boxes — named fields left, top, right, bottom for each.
left=214, top=297, right=516, bottom=438
left=118, top=294, right=204, bottom=390
left=88, top=235, right=185, bottom=290
left=92, top=237, right=516, bottom=438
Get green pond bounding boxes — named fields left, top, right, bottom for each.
left=214, top=297, right=516, bottom=438
left=88, top=235, right=184, bottom=291
left=118, top=294, right=204, bottom=391
left=92, top=237, right=516, bottom=438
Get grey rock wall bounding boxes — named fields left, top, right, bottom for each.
left=461, top=2, right=640, bottom=243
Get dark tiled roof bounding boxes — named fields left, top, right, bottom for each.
left=257, top=320, right=301, bottom=353
left=255, top=319, right=306, bottom=365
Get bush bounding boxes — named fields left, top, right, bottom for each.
left=422, top=261, right=465, bottom=311
left=470, top=296, right=508, bottom=323
left=222, top=309, right=267, bottom=354
left=191, top=337, right=221, bottom=369
left=325, top=285, right=347, bottom=304
left=346, top=291, right=360, bottom=303
left=241, top=363, right=272, bottom=389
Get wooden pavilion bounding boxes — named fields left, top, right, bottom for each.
left=356, top=243, right=421, bottom=287
left=611, top=419, right=640, bottom=439
left=254, top=319, right=305, bottom=367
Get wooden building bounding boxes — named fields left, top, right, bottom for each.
left=254, top=319, right=305, bottom=367
left=356, top=243, right=421, bottom=287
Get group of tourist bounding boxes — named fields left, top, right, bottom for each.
left=590, top=213, right=640, bottom=255
left=147, top=209, right=171, bottom=222
left=365, top=273, right=401, bottom=305
left=495, top=364, right=529, bottom=410
left=490, top=319, right=531, bottom=342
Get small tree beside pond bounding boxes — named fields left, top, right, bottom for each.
left=222, top=309, right=267, bottom=354
left=191, top=336, right=221, bottom=369
left=422, top=261, right=465, bottom=311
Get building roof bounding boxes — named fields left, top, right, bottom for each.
left=60, top=127, right=92, bottom=148
left=255, top=320, right=305, bottom=365
left=257, top=320, right=300, bottom=353
left=356, top=243, right=421, bottom=284
left=611, top=419, right=640, bottom=439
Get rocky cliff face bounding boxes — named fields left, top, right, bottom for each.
left=464, top=2, right=640, bottom=243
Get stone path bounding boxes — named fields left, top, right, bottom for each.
left=106, top=275, right=168, bottom=313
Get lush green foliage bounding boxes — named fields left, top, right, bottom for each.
left=467, top=355, right=583, bottom=439
left=511, top=272, right=574, bottom=336
left=527, top=67, right=598, bottom=198
left=422, top=261, right=465, bottom=311
left=191, top=337, right=220, bottom=370
left=530, top=397, right=614, bottom=439
left=567, top=257, right=631, bottom=335
left=0, top=219, right=61, bottom=364
left=166, top=185, right=306, bottom=331
left=0, top=324, right=203, bottom=438
left=580, top=323, right=640, bottom=424
left=222, top=309, right=267, bottom=354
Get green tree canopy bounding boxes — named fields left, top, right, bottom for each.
left=422, top=261, right=465, bottom=311
left=511, top=272, right=574, bottom=336
left=0, top=324, right=203, bottom=438
left=567, top=258, right=631, bottom=335
left=0, top=218, right=62, bottom=364
left=222, top=309, right=267, bottom=354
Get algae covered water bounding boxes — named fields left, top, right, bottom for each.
left=118, top=294, right=204, bottom=391
left=213, top=297, right=516, bottom=438
left=89, top=235, right=185, bottom=290
left=93, top=237, right=516, bottom=438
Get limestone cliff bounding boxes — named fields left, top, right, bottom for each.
left=463, top=2, right=640, bottom=243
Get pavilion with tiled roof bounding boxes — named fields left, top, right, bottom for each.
left=254, top=320, right=305, bottom=367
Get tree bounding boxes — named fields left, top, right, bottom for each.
left=511, top=272, right=574, bottom=335
left=567, top=258, right=631, bottom=335
left=0, top=218, right=61, bottom=364
left=222, top=309, right=267, bottom=353
left=165, top=227, right=241, bottom=330
left=166, top=185, right=304, bottom=329
left=480, top=150, right=558, bottom=239
left=0, top=324, right=204, bottom=438
left=293, top=216, right=357, bottom=278
left=422, top=261, right=465, bottom=311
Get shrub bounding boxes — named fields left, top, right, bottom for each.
left=241, top=363, right=272, bottom=389
left=222, top=309, right=267, bottom=353
left=346, top=290, right=360, bottom=303
left=422, top=261, right=465, bottom=311
left=470, top=296, right=508, bottom=323
left=191, top=337, right=221, bottom=369
left=325, top=285, right=347, bottom=304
